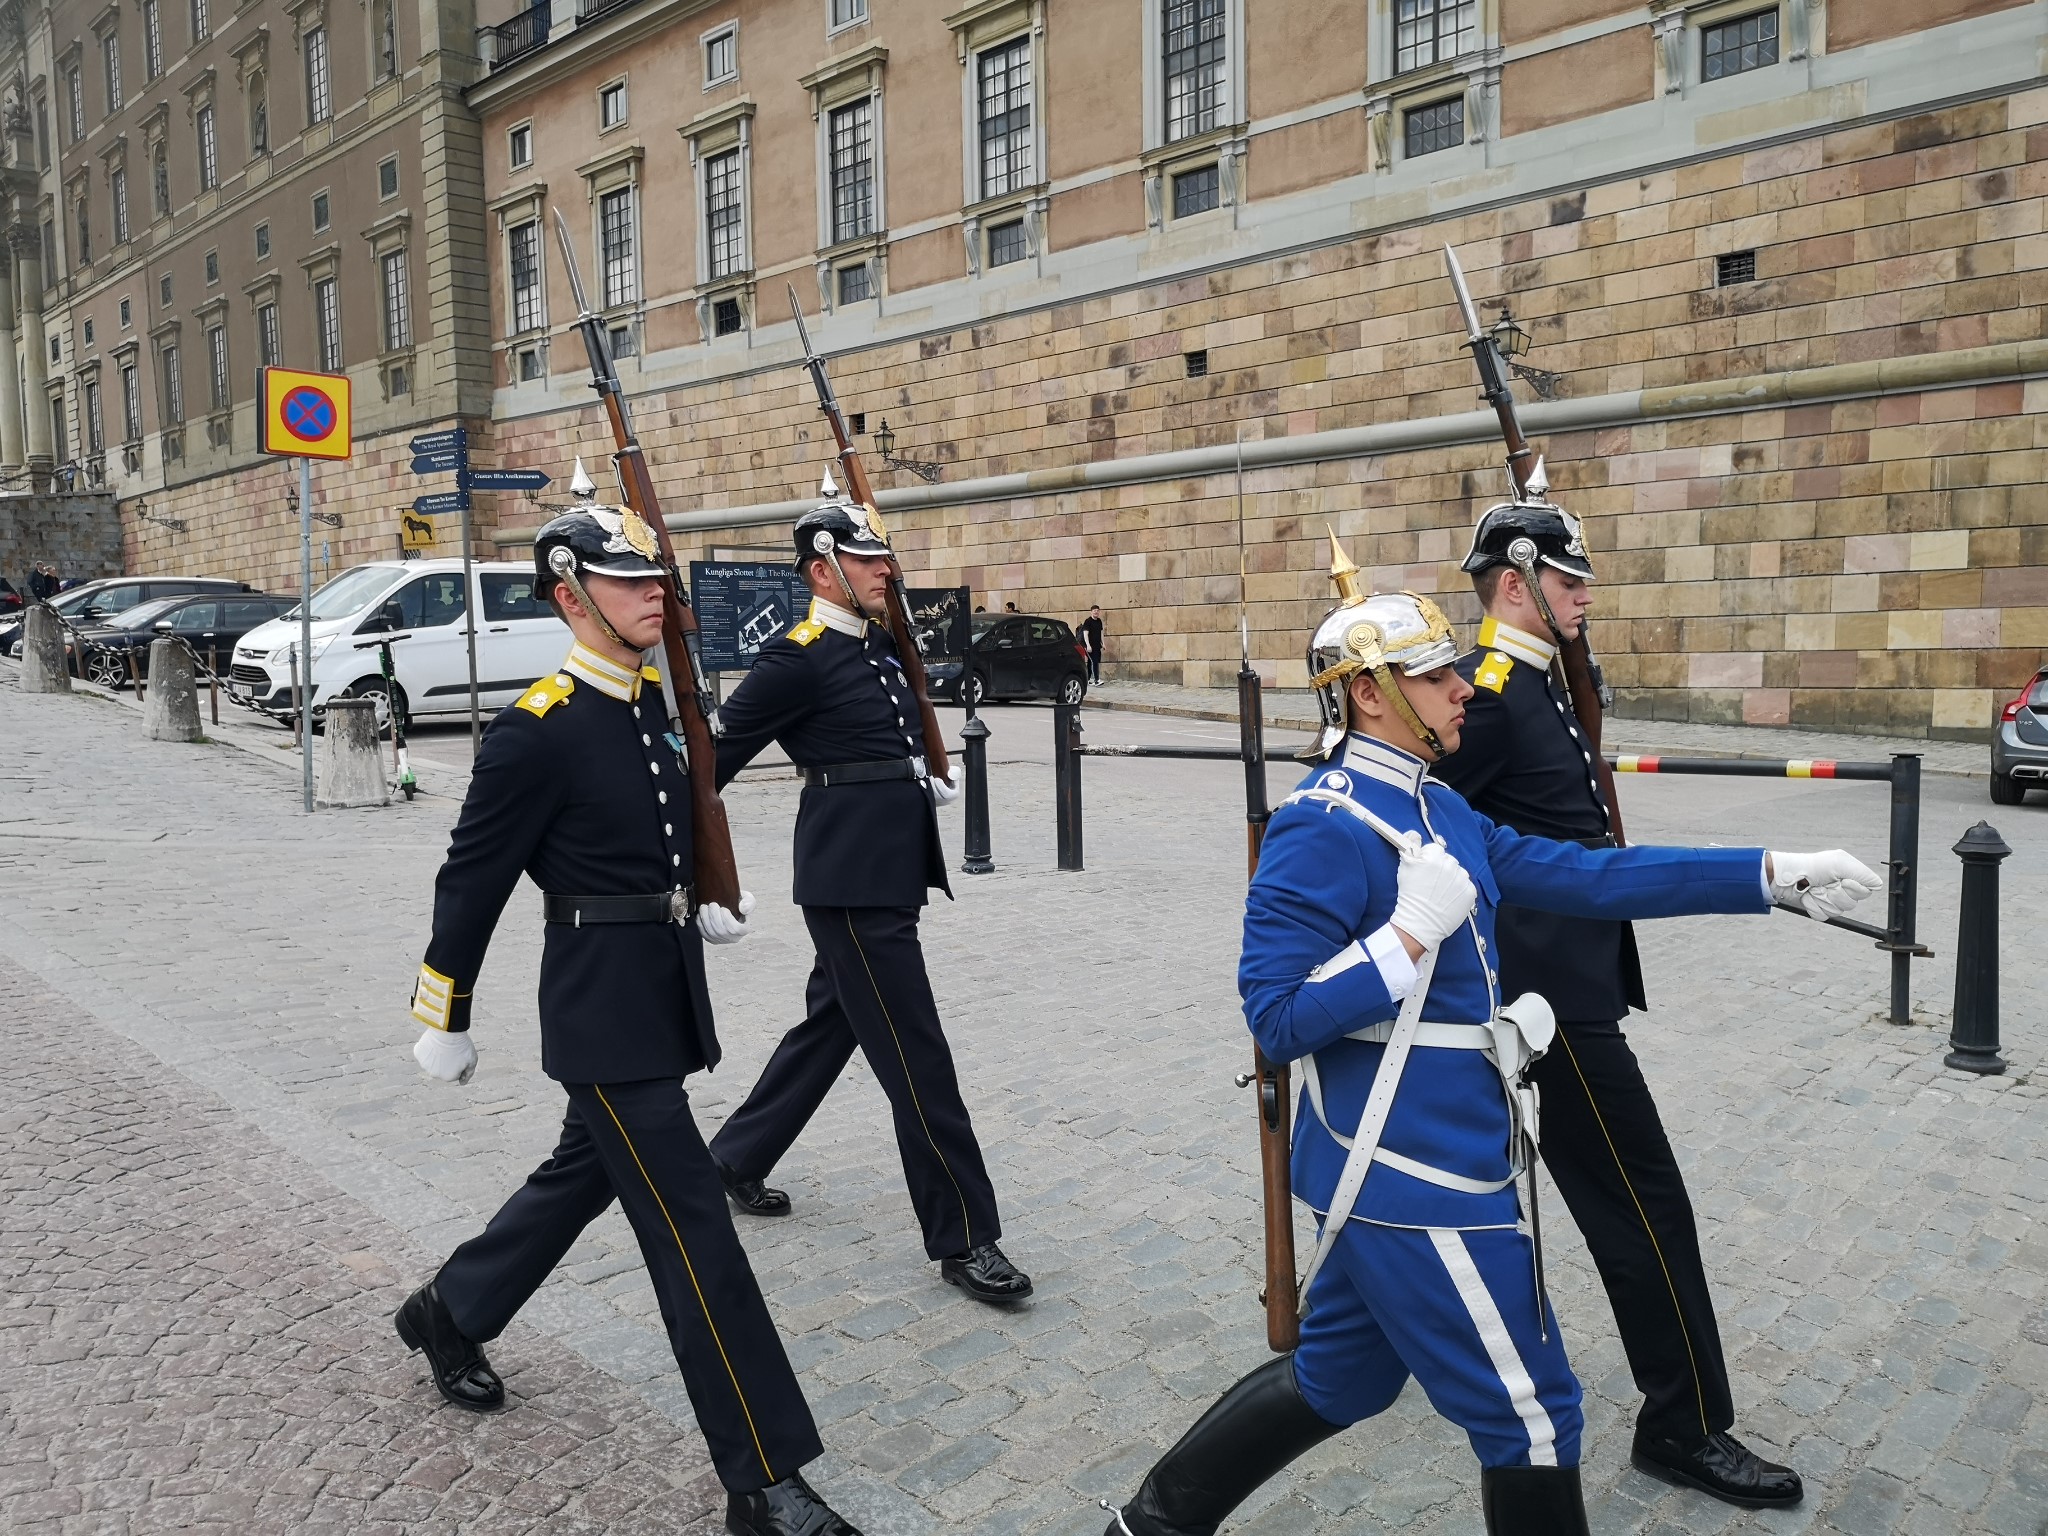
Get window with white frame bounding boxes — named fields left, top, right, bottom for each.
left=704, top=148, right=744, bottom=279
left=143, top=0, right=163, bottom=79
left=120, top=363, right=140, bottom=439
left=85, top=377, right=104, bottom=451
left=599, top=185, right=636, bottom=308
left=1395, top=0, right=1476, bottom=73
left=986, top=219, right=1027, bottom=268
left=509, top=219, right=542, bottom=332
left=197, top=106, right=218, bottom=190
left=704, top=25, right=736, bottom=86
left=111, top=167, right=129, bottom=244
left=508, top=122, right=532, bottom=167
left=66, top=63, right=83, bottom=142
left=378, top=156, right=399, bottom=199
left=977, top=36, right=1032, bottom=200
left=380, top=250, right=411, bottom=351
left=305, top=27, right=331, bottom=123
left=191, top=0, right=209, bottom=40
left=315, top=277, right=341, bottom=371
left=257, top=301, right=281, bottom=367
left=206, top=324, right=228, bottom=408
left=829, top=0, right=866, bottom=28
left=827, top=98, right=874, bottom=244
left=836, top=262, right=872, bottom=305
left=1702, top=7, right=1778, bottom=80
left=1163, top=0, right=1224, bottom=142
left=161, top=344, right=183, bottom=423
left=599, top=79, right=627, bottom=130
left=103, top=32, right=123, bottom=113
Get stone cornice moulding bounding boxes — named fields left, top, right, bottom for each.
left=97, top=132, right=128, bottom=174
left=486, top=178, right=546, bottom=219
left=288, top=0, right=326, bottom=52
left=679, top=95, right=753, bottom=145
left=181, top=65, right=218, bottom=119
left=942, top=0, right=1039, bottom=61
left=139, top=100, right=170, bottom=143
left=148, top=316, right=180, bottom=343
left=464, top=0, right=725, bottom=114
left=90, top=5, right=121, bottom=40
left=242, top=269, right=281, bottom=304
left=231, top=27, right=269, bottom=87
left=798, top=43, right=887, bottom=119
left=193, top=293, right=229, bottom=322
left=360, top=206, right=410, bottom=253
left=576, top=140, right=642, bottom=194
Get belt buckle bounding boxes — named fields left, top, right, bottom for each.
left=910, top=754, right=929, bottom=781
left=669, top=887, right=695, bottom=924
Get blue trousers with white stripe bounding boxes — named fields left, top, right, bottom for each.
left=1291, top=1220, right=1583, bottom=1469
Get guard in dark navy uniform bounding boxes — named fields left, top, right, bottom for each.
left=706, top=485, right=1031, bottom=1306
left=393, top=506, right=862, bottom=1536
left=1431, top=494, right=1804, bottom=1510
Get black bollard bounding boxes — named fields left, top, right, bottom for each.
left=960, top=714, right=994, bottom=874
left=1945, top=821, right=2010, bottom=1075
left=1055, top=702, right=1084, bottom=871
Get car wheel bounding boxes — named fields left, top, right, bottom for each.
left=1058, top=673, right=1087, bottom=706
left=345, top=674, right=408, bottom=736
left=965, top=671, right=988, bottom=708
left=1989, top=771, right=2026, bottom=806
left=84, top=648, right=128, bottom=688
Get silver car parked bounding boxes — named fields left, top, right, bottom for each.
left=1991, top=666, right=2048, bottom=806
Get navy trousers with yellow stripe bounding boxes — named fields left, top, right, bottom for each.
left=436, top=1081, right=822, bottom=1491
left=710, top=905, right=1002, bottom=1262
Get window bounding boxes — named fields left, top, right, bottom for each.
left=1703, top=8, right=1778, bottom=81
left=41, top=219, right=54, bottom=278
left=599, top=79, right=627, bottom=130
left=255, top=221, right=270, bottom=258
left=711, top=296, right=743, bottom=336
left=830, top=0, right=866, bottom=26
left=169, top=601, right=219, bottom=634
left=1717, top=249, right=1757, bottom=285
left=836, top=262, right=872, bottom=305
left=103, top=33, right=123, bottom=114
left=1184, top=348, right=1208, bottom=378
left=257, top=301, right=281, bottom=367
left=378, top=156, right=399, bottom=199
left=225, top=599, right=281, bottom=630
left=49, top=335, right=61, bottom=363
left=704, top=26, right=736, bottom=86
left=599, top=186, right=636, bottom=308
left=120, top=363, right=140, bottom=439
left=311, top=190, right=330, bottom=231
left=380, top=249, right=411, bottom=351
left=977, top=37, right=1032, bottom=200
left=1405, top=97, right=1463, bottom=157
left=206, top=324, right=228, bottom=408
left=1163, top=0, right=1225, bottom=142
left=987, top=219, right=1027, bottom=268
left=480, top=572, right=548, bottom=621
left=111, top=167, right=129, bottom=244
left=85, top=378, right=104, bottom=452
left=374, top=0, right=397, bottom=80
left=35, top=96, right=49, bottom=167
left=509, top=219, right=542, bottom=331
left=1172, top=164, right=1219, bottom=217
left=191, top=0, right=209, bottom=40
left=315, top=277, right=340, bottom=371
left=204, top=249, right=219, bottom=285
left=705, top=148, right=744, bottom=279
left=305, top=26, right=331, bottom=123
left=827, top=98, right=874, bottom=243
left=508, top=122, right=532, bottom=168
left=607, top=322, right=635, bottom=358
left=50, top=395, right=68, bottom=459
left=66, top=64, right=83, bottom=143
left=152, top=143, right=169, bottom=216
left=1395, top=0, right=1476, bottom=73
left=143, top=0, right=163, bottom=78
left=161, top=345, right=183, bottom=424
left=159, top=273, right=172, bottom=307
left=516, top=346, right=543, bottom=380
left=196, top=105, right=218, bottom=190
left=391, top=573, right=467, bottom=628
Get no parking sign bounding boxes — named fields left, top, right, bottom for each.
left=258, top=366, right=353, bottom=460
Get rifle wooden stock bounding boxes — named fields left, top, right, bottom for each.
left=1240, top=663, right=1299, bottom=1353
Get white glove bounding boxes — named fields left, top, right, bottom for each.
left=414, top=1027, right=477, bottom=1084
left=932, top=770, right=962, bottom=806
left=1769, top=849, right=1883, bottom=920
left=1389, top=841, right=1478, bottom=952
left=698, top=890, right=756, bottom=945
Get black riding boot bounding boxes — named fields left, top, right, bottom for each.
left=1104, top=1355, right=1345, bottom=1536
left=1479, top=1465, right=1590, bottom=1535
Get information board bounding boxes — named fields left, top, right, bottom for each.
left=690, top=562, right=813, bottom=673
left=904, top=586, right=972, bottom=659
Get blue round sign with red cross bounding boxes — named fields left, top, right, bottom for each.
left=260, top=367, right=352, bottom=459
left=281, top=386, right=339, bottom=444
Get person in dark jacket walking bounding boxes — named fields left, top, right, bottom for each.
left=1078, top=605, right=1104, bottom=684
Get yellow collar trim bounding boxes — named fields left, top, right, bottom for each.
left=809, top=596, right=869, bottom=637
left=563, top=642, right=642, bottom=701
left=1477, top=616, right=1555, bottom=669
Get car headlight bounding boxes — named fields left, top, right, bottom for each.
left=309, top=635, right=337, bottom=659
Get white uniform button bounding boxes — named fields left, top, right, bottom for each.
left=650, top=762, right=660, bottom=775
left=658, top=791, right=668, bottom=804
left=673, top=853, right=682, bottom=867
left=643, top=734, right=652, bottom=746
left=633, top=706, right=641, bottom=718
left=665, top=823, right=673, bottom=836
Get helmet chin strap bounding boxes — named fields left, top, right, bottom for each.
left=822, top=550, right=882, bottom=622
left=1507, top=538, right=1569, bottom=649
left=548, top=550, right=630, bottom=650
left=1357, top=665, right=1449, bottom=761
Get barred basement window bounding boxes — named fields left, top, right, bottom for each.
left=1716, top=249, right=1757, bottom=286
left=1396, top=0, right=1476, bottom=74
left=1405, top=97, right=1463, bottom=158
left=712, top=296, right=743, bottom=336
left=848, top=411, right=866, bottom=434
left=1184, top=348, right=1208, bottom=378
left=1163, top=0, right=1226, bottom=143
left=836, top=262, right=872, bottom=305
left=1171, top=164, right=1219, bottom=218
left=986, top=219, right=1028, bottom=269
left=1702, top=8, right=1777, bottom=81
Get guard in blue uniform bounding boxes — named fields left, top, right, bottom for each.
left=1431, top=495, right=1804, bottom=1507
left=392, top=506, right=862, bottom=1536
left=706, top=486, right=1031, bottom=1305
left=1102, top=544, right=1879, bottom=1536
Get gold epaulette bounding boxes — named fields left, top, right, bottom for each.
left=641, top=664, right=661, bottom=683
left=786, top=617, right=826, bottom=647
left=1473, top=652, right=1515, bottom=694
left=517, top=672, right=576, bottom=717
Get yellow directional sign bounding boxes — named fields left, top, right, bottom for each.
left=258, top=367, right=352, bottom=460
left=400, top=510, right=437, bottom=550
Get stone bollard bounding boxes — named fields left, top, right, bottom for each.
left=317, top=698, right=389, bottom=808
left=18, top=606, right=71, bottom=693
left=142, top=638, right=203, bottom=742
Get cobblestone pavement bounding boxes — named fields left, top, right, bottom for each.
left=1, top=673, right=2045, bottom=1535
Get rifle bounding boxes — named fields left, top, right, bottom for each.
left=785, top=285, right=951, bottom=785
left=550, top=207, right=743, bottom=910
left=1233, top=437, right=1299, bottom=1353
left=1443, top=245, right=1626, bottom=844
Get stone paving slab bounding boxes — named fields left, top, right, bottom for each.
left=1, top=676, right=2044, bottom=1534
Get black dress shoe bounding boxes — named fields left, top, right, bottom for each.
left=394, top=1280, right=504, bottom=1411
left=1631, top=1429, right=1803, bottom=1508
left=716, top=1157, right=792, bottom=1218
left=1480, top=1465, right=1589, bottom=1535
left=726, top=1471, right=863, bottom=1536
left=940, top=1242, right=1033, bottom=1303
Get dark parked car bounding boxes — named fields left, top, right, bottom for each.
left=927, top=613, right=1090, bottom=708
left=0, top=576, right=20, bottom=617
left=0, top=575, right=254, bottom=657
left=71, top=592, right=295, bottom=688
left=1991, top=666, right=2048, bottom=805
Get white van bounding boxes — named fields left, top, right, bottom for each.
left=228, top=559, right=569, bottom=726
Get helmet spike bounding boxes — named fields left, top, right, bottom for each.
left=820, top=468, right=840, bottom=500
left=1526, top=456, right=1549, bottom=500
left=568, top=456, right=596, bottom=499
left=1326, top=525, right=1363, bottom=606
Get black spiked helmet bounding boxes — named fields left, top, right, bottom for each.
left=534, top=506, right=667, bottom=600
left=1460, top=501, right=1597, bottom=583
left=791, top=497, right=891, bottom=570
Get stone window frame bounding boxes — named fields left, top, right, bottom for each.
left=826, top=0, right=867, bottom=39
left=946, top=0, right=1049, bottom=279
left=299, top=241, right=342, bottom=372
left=150, top=317, right=184, bottom=466
left=577, top=142, right=644, bottom=361
left=232, top=28, right=270, bottom=159
left=183, top=67, right=219, bottom=192
left=139, top=0, right=164, bottom=81
left=290, top=0, right=331, bottom=127
left=1363, top=0, right=1497, bottom=177
left=362, top=211, right=414, bottom=397
left=1137, top=0, right=1247, bottom=232
left=680, top=97, right=755, bottom=346
left=98, top=135, right=131, bottom=247
left=702, top=19, right=738, bottom=89
left=244, top=270, right=282, bottom=370
left=799, top=44, right=888, bottom=313
left=112, top=337, right=143, bottom=449
left=65, top=168, right=93, bottom=268
left=94, top=6, right=125, bottom=117
left=57, top=43, right=86, bottom=146
left=489, top=178, right=550, bottom=375
left=597, top=74, right=629, bottom=134
left=1651, top=0, right=1818, bottom=98
left=507, top=117, right=533, bottom=169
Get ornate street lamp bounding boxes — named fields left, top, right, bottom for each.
left=870, top=418, right=944, bottom=484
left=1489, top=303, right=1564, bottom=401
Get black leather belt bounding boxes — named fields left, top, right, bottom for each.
left=801, top=756, right=927, bottom=788
left=544, top=889, right=695, bottom=925
left=1573, top=834, right=1617, bottom=850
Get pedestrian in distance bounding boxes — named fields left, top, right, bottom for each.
left=706, top=485, right=1032, bottom=1307
left=28, top=562, right=56, bottom=602
left=1430, top=494, right=1804, bottom=1507
left=1100, top=543, right=1880, bottom=1536
left=394, top=504, right=863, bottom=1536
left=1003, top=601, right=1020, bottom=613
left=1078, top=604, right=1105, bottom=685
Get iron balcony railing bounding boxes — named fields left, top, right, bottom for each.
left=487, top=2, right=549, bottom=69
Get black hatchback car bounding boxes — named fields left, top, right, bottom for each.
left=71, top=592, right=295, bottom=687
left=927, top=613, right=1090, bottom=708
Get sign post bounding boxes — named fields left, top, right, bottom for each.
left=259, top=366, right=353, bottom=812
left=408, top=427, right=482, bottom=751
